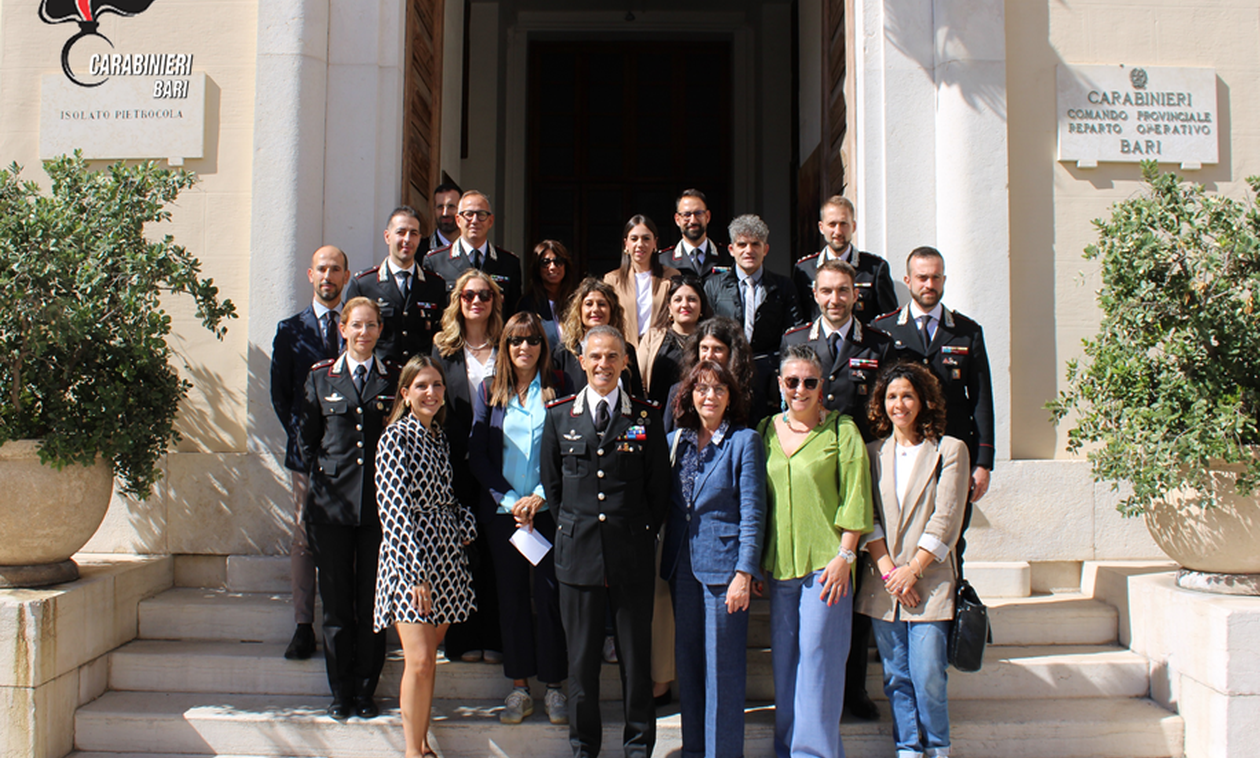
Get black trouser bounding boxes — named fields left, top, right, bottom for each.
left=307, top=520, right=386, bottom=701
left=442, top=524, right=503, bottom=659
left=560, top=578, right=656, bottom=758
left=486, top=511, right=567, bottom=683
left=845, top=561, right=873, bottom=703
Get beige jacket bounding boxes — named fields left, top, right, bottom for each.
left=603, top=266, right=680, bottom=348
left=855, top=435, right=970, bottom=623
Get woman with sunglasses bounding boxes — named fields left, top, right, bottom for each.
left=757, top=343, right=873, bottom=758
left=432, top=269, right=506, bottom=665
left=638, top=274, right=712, bottom=407
left=663, top=317, right=757, bottom=435
left=374, top=354, right=476, bottom=758
left=661, top=360, right=765, bottom=758
left=603, top=215, right=680, bottom=349
left=857, top=363, right=967, bottom=758
left=469, top=312, right=575, bottom=725
left=518, top=240, right=577, bottom=348
left=553, top=277, right=644, bottom=396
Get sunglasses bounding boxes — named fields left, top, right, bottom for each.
left=782, top=377, right=820, bottom=390
left=540, top=257, right=565, bottom=267
left=506, top=335, right=544, bottom=346
left=460, top=289, right=493, bottom=303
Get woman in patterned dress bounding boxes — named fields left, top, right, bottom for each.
left=374, top=354, right=477, bottom=758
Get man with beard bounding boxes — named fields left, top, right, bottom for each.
left=270, top=245, right=352, bottom=660
left=345, top=206, right=448, bottom=362
left=424, top=190, right=523, bottom=312
left=658, top=188, right=735, bottom=280
left=793, top=196, right=898, bottom=324
left=872, top=246, right=994, bottom=573
left=425, top=181, right=462, bottom=253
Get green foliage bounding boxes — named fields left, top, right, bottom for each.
left=1048, top=161, right=1260, bottom=516
left=0, top=153, right=236, bottom=497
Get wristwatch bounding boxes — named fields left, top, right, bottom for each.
left=838, top=547, right=857, bottom=565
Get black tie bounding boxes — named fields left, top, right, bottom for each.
left=353, top=364, right=367, bottom=397
left=471, top=248, right=483, bottom=270
left=828, top=330, right=841, bottom=361
left=323, top=312, right=340, bottom=358
left=919, top=316, right=933, bottom=351
left=596, top=399, right=610, bottom=435
left=397, top=270, right=411, bottom=298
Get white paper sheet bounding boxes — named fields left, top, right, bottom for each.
left=509, top=525, right=553, bottom=566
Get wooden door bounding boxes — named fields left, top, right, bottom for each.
left=402, top=0, right=444, bottom=229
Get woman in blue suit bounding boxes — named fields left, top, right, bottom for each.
left=661, top=359, right=767, bottom=758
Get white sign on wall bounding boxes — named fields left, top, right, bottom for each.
left=1057, top=64, right=1217, bottom=170
left=40, top=71, right=205, bottom=165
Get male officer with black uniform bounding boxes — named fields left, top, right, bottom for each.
left=345, top=206, right=447, bottom=363
left=541, top=325, right=670, bottom=758
left=423, top=190, right=523, bottom=312
left=793, top=196, right=898, bottom=324
left=270, top=245, right=352, bottom=661
left=705, top=214, right=803, bottom=421
left=872, top=246, right=995, bottom=572
left=657, top=188, right=735, bottom=280
left=425, top=181, right=463, bottom=253
left=299, top=298, right=400, bottom=720
left=780, top=257, right=892, bottom=721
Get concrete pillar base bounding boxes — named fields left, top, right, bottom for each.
left=1176, top=568, right=1260, bottom=596
left=0, top=560, right=79, bottom=589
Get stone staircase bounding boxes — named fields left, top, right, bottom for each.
left=70, top=558, right=1184, bottom=758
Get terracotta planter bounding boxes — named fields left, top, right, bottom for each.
left=0, top=440, right=114, bottom=587
left=1144, top=459, right=1260, bottom=575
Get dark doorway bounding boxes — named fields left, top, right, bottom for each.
left=526, top=40, right=733, bottom=277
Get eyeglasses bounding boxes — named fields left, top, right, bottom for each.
left=507, top=335, right=543, bottom=346
left=460, top=289, right=493, bottom=303
left=693, top=384, right=729, bottom=397
left=677, top=210, right=707, bottom=219
left=782, top=377, right=820, bottom=390
left=539, top=257, right=565, bottom=267
left=458, top=209, right=492, bottom=221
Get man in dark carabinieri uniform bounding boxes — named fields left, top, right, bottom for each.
left=657, top=188, right=735, bottom=280
left=423, top=190, right=523, bottom=313
left=793, top=195, right=898, bottom=325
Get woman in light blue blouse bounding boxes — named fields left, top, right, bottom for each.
left=469, top=312, right=574, bottom=725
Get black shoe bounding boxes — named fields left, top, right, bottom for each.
left=327, top=698, right=352, bottom=720
left=355, top=695, right=379, bottom=719
left=284, top=624, right=316, bottom=660
left=845, top=691, right=880, bottom=721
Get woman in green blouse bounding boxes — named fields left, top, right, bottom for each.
left=757, top=343, right=873, bottom=758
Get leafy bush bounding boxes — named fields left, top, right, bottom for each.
left=0, top=153, right=235, bottom=497
left=1049, top=161, right=1260, bottom=516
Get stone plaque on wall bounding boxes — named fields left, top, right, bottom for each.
left=1057, top=64, right=1217, bottom=170
left=40, top=71, right=205, bottom=165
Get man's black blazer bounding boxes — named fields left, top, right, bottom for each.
left=793, top=247, right=898, bottom=325
left=344, top=261, right=447, bottom=363
left=271, top=305, right=336, bottom=471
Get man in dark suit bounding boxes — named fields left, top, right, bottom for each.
left=657, top=188, right=735, bottom=280
left=425, top=180, right=463, bottom=253
left=780, top=257, right=892, bottom=721
left=541, top=325, right=671, bottom=758
left=705, top=214, right=804, bottom=420
left=872, top=246, right=995, bottom=571
left=299, top=300, right=400, bottom=720
left=345, top=206, right=447, bottom=363
left=270, top=244, right=351, bottom=661
left=423, top=190, right=522, bottom=312
left=793, top=196, right=898, bottom=324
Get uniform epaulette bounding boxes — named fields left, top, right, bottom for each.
left=631, top=397, right=661, bottom=410
left=497, top=247, right=520, bottom=260
left=546, top=394, right=577, bottom=409
left=425, top=244, right=453, bottom=258
left=872, top=309, right=900, bottom=322
left=354, top=265, right=380, bottom=278
left=311, top=358, right=336, bottom=369
left=783, top=323, right=811, bottom=336
left=795, top=251, right=821, bottom=265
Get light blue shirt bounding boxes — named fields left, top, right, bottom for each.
left=500, top=374, right=548, bottom=513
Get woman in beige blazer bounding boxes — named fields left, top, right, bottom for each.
left=603, top=214, right=679, bottom=349
left=857, top=362, right=969, bottom=758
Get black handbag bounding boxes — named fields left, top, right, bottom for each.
left=947, top=578, right=991, bottom=672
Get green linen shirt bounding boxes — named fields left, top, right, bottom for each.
left=758, top=410, right=874, bottom=581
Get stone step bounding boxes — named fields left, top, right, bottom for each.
left=138, top=588, right=1119, bottom=648
left=74, top=691, right=1183, bottom=758
left=108, top=639, right=1149, bottom=702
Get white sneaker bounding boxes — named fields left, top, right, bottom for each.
left=544, top=688, right=568, bottom=725
left=500, top=689, right=534, bottom=724
left=602, top=635, right=618, bottom=664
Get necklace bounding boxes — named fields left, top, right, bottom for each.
left=465, top=339, right=491, bottom=351
left=781, top=411, right=822, bottom=433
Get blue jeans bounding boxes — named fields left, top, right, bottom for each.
left=870, top=617, right=951, bottom=758
left=769, top=570, right=850, bottom=758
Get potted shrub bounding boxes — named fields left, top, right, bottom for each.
left=1048, top=161, right=1260, bottom=590
left=0, top=153, right=235, bottom=587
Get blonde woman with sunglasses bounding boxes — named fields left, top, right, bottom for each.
left=757, top=343, right=873, bottom=758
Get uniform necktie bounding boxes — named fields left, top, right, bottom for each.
left=396, top=270, right=411, bottom=298
left=353, top=364, right=367, bottom=397
left=471, top=248, right=483, bottom=270
left=323, top=311, right=341, bottom=358
left=743, top=279, right=757, bottom=342
left=919, top=315, right=933, bottom=351
left=596, top=399, right=610, bottom=435
left=828, top=330, right=842, bottom=360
